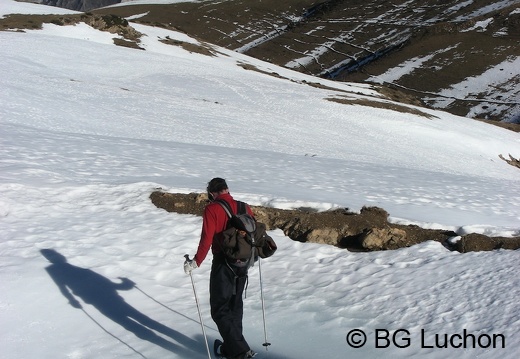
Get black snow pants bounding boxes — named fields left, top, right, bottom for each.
left=210, top=256, right=250, bottom=358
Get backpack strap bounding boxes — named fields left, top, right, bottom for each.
left=216, top=199, right=255, bottom=234
left=236, top=201, right=246, bottom=215
left=215, top=199, right=234, bottom=218
left=215, top=199, right=247, bottom=217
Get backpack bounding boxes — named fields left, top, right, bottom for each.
left=216, top=199, right=276, bottom=268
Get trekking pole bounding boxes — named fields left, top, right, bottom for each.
left=258, top=258, right=271, bottom=350
left=185, top=255, right=212, bottom=359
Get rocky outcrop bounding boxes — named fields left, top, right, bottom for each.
left=499, top=154, right=520, bottom=169
left=453, top=233, right=520, bottom=252
left=149, top=191, right=520, bottom=253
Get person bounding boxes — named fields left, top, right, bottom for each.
left=184, top=178, right=256, bottom=359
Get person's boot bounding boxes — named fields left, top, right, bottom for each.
left=246, top=349, right=257, bottom=358
left=214, top=339, right=225, bottom=358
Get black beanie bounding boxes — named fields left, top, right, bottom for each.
left=207, top=178, right=228, bottom=193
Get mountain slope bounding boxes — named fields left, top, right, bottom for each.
left=92, top=0, right=520, bottom=123
left=1, top=2, right=520, bottom=359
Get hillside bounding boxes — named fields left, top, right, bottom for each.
left=89, top=0, right=520, bottom=124
left=2, top=1, right=520, bottom=359
left=6, top=0, right=520, bottom=131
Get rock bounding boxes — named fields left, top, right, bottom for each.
left=149, top=191, right=520, bottom=253
left=360, top=227, right=408, bottom=250
left=306, top=228, right=339, bottom=245
left=455, top=233, right=520, bottom=252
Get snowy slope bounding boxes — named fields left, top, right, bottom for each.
left=1, top=1, right=519, bottom=359
left=97, top=0, right=520, bottom=122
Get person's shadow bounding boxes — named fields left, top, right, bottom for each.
left=41, top=249, right=200, bottom=357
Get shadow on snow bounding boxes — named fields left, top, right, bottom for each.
left=40, top=248, right=203, bottom=358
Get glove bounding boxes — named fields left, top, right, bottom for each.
left=258, top=236, right=277, bottom=258
left=118, top=277, right=136, bottom=289
left=184, top=258, right=198, bottom=275
left=69, top=298, right=82, bottom=309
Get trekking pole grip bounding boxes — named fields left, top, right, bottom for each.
left=184, top=254, right=190, bottom=261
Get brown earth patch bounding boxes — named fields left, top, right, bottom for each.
left=150, top=191, right=520, bottom=253
left=477, top=119, right=520, bottom=133
left=326, top=96, right=436, bottom=119
left=159, top=37, right=223, bottom=57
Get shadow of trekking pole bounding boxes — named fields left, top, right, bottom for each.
left=134, top=285, right=197, bottom=324
left=81, top=306, right=148, bottom=359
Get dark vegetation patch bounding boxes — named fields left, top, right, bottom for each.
left=326, top=96, right=436, bottom=119
left=159, top=37, right=221, bottom=57
left=237, top=62, right=285, bottom=79
left=113, top=37, right=143, bottom=50
left=477, top=119, right=520, bottom=133
left=150, top=191, right=520, bottom=253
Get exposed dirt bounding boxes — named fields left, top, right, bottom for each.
left=150, top=191, right=520, bottom=253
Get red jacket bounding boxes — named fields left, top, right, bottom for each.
left=193, top=193, right=254, bottom=266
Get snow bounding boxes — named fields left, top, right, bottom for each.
left=369, top=45, right=459, bottom=84
left=1, top=1, right=520, bottom=359
left=454, top=0, right=520, bottom=21
left=38, top=22, right=123, bottom=43
left=429, top=57, right=520, bottom=120
left=461, top=18, right=494, bottom=32
left=0, top=1, right=79, bottom=17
